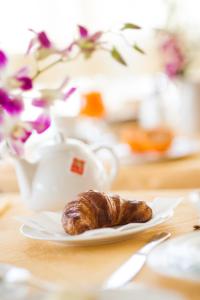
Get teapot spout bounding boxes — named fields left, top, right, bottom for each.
left=14, top=158, right=37, bottom=200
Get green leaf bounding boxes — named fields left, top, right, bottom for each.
left=111, top=47, right=127, bottom=66
left=133, top=43, right=145, bottom=54
left=121, top=23, right=141, bottom=31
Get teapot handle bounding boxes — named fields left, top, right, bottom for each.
left=92, top=145, right=119, bottom=185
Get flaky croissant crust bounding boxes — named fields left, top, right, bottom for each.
left=62, top=190, right=152, bottom=235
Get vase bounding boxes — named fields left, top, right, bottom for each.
left=175, top=79, right=200, bottom=135
left=139, top=74, right=170, bottom=129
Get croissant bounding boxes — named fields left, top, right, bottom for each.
left=62, top=190, right=152, bottom=235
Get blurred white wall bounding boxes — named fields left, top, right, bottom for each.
left=0, top=0, right=166, bottom=52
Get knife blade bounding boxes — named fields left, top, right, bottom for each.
left=102, top=232, right=171, bottom=290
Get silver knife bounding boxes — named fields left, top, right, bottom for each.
left=102, top=232, right=171, bottom=290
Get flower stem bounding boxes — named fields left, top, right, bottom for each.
left=32, top=51, right=81, bottom=81
left=32, top=57, right=63, bottom=81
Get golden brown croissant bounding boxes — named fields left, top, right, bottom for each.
left=62, top=190, right=152, bottom=235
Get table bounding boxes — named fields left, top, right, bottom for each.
left=0, top=161, right=18, bottom=192
left=0, top=190, right=200, bottom=300
left=113, top=153, right=200, bottom=190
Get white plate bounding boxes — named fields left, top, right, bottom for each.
left=148, top=231, right=200, bottom=282
left=18, top=197, right=182, bottom=246
left=116, top=136, right=200, bottom=165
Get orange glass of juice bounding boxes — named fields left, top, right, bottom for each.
left=80, top=91, right=106, bottom=118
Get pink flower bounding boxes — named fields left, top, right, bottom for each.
left=165, top=63, right=180, bottom=78
left=160, top=34, right=185, bottom=78
left=32, top=98, right=48, bottom=108
left=27, top=29, right=52, bottom=53
left=27, top=29, right=58, bottom=60
left=38, top=31, right=52, bottom=48
left=161, top=37, right=176, bottom=51
left=14, top=68, right=33, bottom=90
left=10, top=142, right=24, bottom=156
left=32, top=114, right=51, bottom=134
left=32, top=89, right=59, bottom=109
left=78, top=25, right=89, bottom=38
left=32, top=78, right=76, bottom=108
left=63, top=87, right=76, bottom=100
left=10, top=123, right=32, bottom=155
left=0, top=88, right=9, bottom=106
left=4, top=97, right=24, bottom=115
left=65, top=25, right=103, bottom=59
left=90, top=31, right=103, bottom=42
left=16, top=76, right=33, bottom=90
left=0, top=89, right=24, bottom=115
left=77, top=25, right=102, bottom=42
left=0, top=50, right=7, bottom=69
left=20, top=129, right=32, bottom=143
left=11, top=124, right=32, bottom=143
left=1, top=121, right=33, bottom=155
left=4, top=67, right=33, bottom=91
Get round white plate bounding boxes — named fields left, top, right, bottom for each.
left=20, top=215, right=169, bottom=246
left=148, top=231, right=200, bottom=282
left=116, top=136, right=200, bottom=165
left=19, top=197, right=182, bottom=246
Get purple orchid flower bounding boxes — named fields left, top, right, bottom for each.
left=89, top=31, right=103, bottom=42
left=6, top=121, right=33, bottom=155
left=11, top=124, right=32, bottom=143
left=77, top=25, right=102, bottom=41
left=64, top=25, right=103, bottom=58
left=4, top=97, right=24, bottom=115
left=0, top=88, right=9, bottom=106
left=77, top=26, right=103, bottom=58
left=10, top=141, right=24, bottom=156
left=3, top=67, right=33, bottom=91
left=32, top=98, right=48, bottom=108
left=10, top=131, right=31, bottom=155
left=32, top=77, right=76, bottom=108
left=19, top=130, right=32, bottom=143
left=0, top=50, right=7, bottom=69
left=0, top=89, right=24, bottom=115
left=14, top=67, right=33, bottom=91
left=78, top=25, right=89, bottom=38
left=17, top=76, right=33, bottom=90
left=160, top=34, right=185, bottom=79
left=165, top=63, right=178, bottom=78
left=63, top=87, right=77, bottom=100
left=31, top=89, right=57, bottom=109
left=32, top=114, right=51, bottom=134
left=38, top=31, right=52, bottom=48
left=26, top=29, right=57, bottom=60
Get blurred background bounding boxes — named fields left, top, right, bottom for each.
left=2, top=0, right=200, bottom=191
left=1, top=0, right=199, bottom=125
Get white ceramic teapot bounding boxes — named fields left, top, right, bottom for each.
left=13, top=135, right=118, bottom=211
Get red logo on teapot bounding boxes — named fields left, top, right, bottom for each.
left=70, top=158, right=85, bottom=175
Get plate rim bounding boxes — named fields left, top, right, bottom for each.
left=20, top=212, right=173, bottom=244
left=118, top=136, right=200, bottom=164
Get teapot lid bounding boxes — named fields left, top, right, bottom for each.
left=36, top=133, right=89, bottom=157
